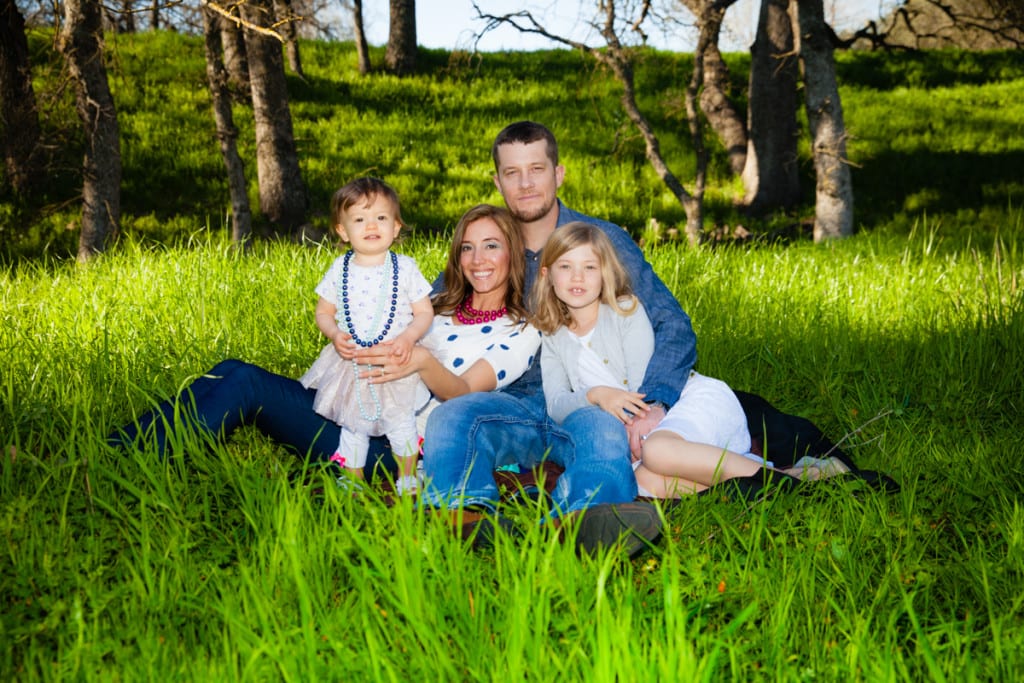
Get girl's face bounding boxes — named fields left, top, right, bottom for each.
left=336, top=194, right=402, bottom=263
left=545, top=244, right=603, bottom=315
left=459, top=217, right=511, bottom=299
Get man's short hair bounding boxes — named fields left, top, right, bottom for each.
left=491, top=121, right=559, bottom=170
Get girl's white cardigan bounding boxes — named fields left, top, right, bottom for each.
left=540, top=300, right=655, bottom=423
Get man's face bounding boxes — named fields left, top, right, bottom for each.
left=493, top=140, right=565, bottom=224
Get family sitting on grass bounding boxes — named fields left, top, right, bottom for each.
left=110, top=121, right=879, bottom=556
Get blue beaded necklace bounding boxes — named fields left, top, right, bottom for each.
left=337, top=249, right=400, bottom=421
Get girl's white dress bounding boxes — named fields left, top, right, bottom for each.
left=299, top=253, right=433, bottom=438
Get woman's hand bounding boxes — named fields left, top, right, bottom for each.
left=586, top=386, right=649, bottom=425
left=626, top=404, right=666, bottom=461
left=356, top=344, right=426, bottom=385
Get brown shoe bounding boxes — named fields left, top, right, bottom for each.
left=575, top=502, right=662, bottom=558
left=458, top=511, right=519, bottom=551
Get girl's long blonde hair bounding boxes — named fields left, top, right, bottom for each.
left=530, top=221, right=638, bottom=334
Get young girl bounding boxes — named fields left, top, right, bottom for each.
left=299, top=177, right=434, bottom=495
left=531, top=222, right=772, bottom=499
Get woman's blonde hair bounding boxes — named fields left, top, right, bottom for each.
left=432, top=204, right=529, bottom=324
left=530, top=221, right=637, bottom=334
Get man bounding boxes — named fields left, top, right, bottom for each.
left=420, top=121, right=699, bottom=553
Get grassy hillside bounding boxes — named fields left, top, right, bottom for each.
left=2, top=34, right=1024, bottom=680
left=2, top=33, right=1022, bottom=258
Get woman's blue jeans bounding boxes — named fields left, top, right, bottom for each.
left=108, top=359, right=391, bottom=469
left=420, top=391, right=637, bottom=515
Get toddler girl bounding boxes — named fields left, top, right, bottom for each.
left=300, top=177, right=433, bottom=494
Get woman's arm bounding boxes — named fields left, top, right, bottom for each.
left=361, top=345, right=496, bottom=399
left=357, top=319, right=540, bottom=401
left=412, top=347, right=497, bottom=400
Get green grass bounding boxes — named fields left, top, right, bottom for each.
left=3, top=31, right=1024, bottom=681
left=2, top=220, right=1023, bottom=679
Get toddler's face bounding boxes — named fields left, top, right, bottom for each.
left=337, top=194, right=402, bottom=260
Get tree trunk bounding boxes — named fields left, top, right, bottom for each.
left=1, top=0, right=43, bottom=195
left=615, top=58, right=699, bottom=241
left=682, top=0, right=747, bottom=176
left=683, top=18, right=711, bottom=244
left=240, top=0, right=308, bottom=238
left=352, top=0, right=371, bottom=75
left=151, top=0, right=159, bottom=31
left=274, top=0, right=305, bottom=78
left=791, top=0, right=853, bottom=240
left=118, top=0, right=136, bottom=33
left=59, top=0, right=122, bottom=262
left=220, top=9, right=249, bottom=97
left=384, top=0, right=416, bottom=75
left=201, top=5, right=252, bottom=245
left=741, top=0, right=801, bottom=214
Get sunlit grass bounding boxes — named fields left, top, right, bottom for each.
left=3, top=222, right=1024, bottom=678
left=3, top=31, right=1024, bottom=681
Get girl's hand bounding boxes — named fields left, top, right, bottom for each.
left=386, top=337, right=414, bottom=365
left=332, top=330, right=357, bottom=359
left=586, top=387, right=649, bottom=425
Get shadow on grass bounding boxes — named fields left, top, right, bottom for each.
left=854, top=149, right=1024, bottom=231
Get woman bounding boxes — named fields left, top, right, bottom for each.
left=109, top=205, right=541, bottom=479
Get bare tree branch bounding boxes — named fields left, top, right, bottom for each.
left=202, top=0, right=285, bottom=41
left=472, top=0, right=706, bottom=241
left=842, top=0, right=1023, bottom=50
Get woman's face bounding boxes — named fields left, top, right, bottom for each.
left=459, top=217, right=511, bottom=298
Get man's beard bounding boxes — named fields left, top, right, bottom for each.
left=509, top=199, right=554, bottom=224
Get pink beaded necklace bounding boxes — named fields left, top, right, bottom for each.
left=455, top=295, right=507, bottom=325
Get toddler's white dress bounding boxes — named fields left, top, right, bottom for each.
left=299, top=252, right=433, bottom=439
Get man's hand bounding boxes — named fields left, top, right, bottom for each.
left=626, top=404, right=666, bottom=462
